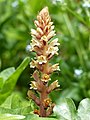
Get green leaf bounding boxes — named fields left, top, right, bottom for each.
left=31, top=117, right=58, bottom=120
left=0, top=92, right=33, bottom=115
left=0, top=114, right=25, bottom=120
left=0, top=67, right=15, bottom=81
left=10, top=92, right=33, bottom=114
left=0, top=67, right=15, bottom=89
left=0, top=77, right=3, bottom=89
left=56, top=87, right=82, bottom=103
left=30, top=117, right=58, bottom=120
left=0, top=57, right=30, bottom=105
left=24, top=114, right=58, bottom=120
left=53, top=98, right=76, bottom=120
left=11, top=93, right=23, bottom=109
left=77, top=98, right=90, bottom=120
left=0, top=94, right=13, bottom=109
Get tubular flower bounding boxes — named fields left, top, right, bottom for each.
left=47, top=80, right=60, bottom=94
left=47, top=46, right=59, bottom=56
left=41, top=35, right=48, bottom=42
left=50, top=63, right=60, bottom=72
left=41, top=74, right=51, bottom=82
left=30, top=39, right=42, bottom=49
left=30, top=60, right=37, bottom=68
left=43, top=98, right=52, bottom=108
left=27, top=7, right=60, bottom=117
left=37, top=55, right=47, bottom=64
left=30, top=81, right=37, bottom=90
left=49, top=38, right=60, bottom=47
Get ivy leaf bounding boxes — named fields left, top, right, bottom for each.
left=0, top=57, right=30, bottom=105
left=77, top=98, right=90, bottom=120
left=53, top=98, right=76, bottom=120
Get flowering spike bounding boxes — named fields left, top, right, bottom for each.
left=27, top=7, right=60, bottom=117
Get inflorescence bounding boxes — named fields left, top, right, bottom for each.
left=27, top=7, right=60, bottom=117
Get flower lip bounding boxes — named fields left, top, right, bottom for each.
left=31, top=39, right=42, bottom=49
left=30, top=60, right=37, bottom=68
left=34, top=20, right=39, bottom=27
left=43, top=98, right=52, bottom=107
left=37, top=55, right=47, bottom=64
left=49, top=38, right=60, bottom=46
left=50, top=63, right=60, bottom=72
left=37, top=27, right=43, bottom=35
left=31, top=29, right=37, bottom=35
left=47, top=46, right=59, bottom=56
left=41, top=35, right=48, bottom=42
left=54, top=80, right=60, bottom=87
left=41, top=74, right=51, bottom=82
left=30, top=81, right=37, bottom=90
left=47, top=30, right=56, bottom=40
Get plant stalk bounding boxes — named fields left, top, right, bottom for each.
left=40, top=85, right=48, bottom=117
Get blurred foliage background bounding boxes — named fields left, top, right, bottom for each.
left=0, top=0, right=90, bottom=107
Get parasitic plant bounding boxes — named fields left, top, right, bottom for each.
left=27, top=7, right=60, bottom=117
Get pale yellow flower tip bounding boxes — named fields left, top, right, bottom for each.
left=47, top=30, right=56, bottom=40
left=41, top=74, right=51, bottom=82
left=54, top=80, right=60, bottom=88
left=30, top=81, right=37, bottom=90
left=37, top=55, right=47, bottom=64
left=39, top=7, right=49, bottom=16
left=41, top=35, right=48, bottom=42
left=51, top=63, right=60, bottom=71
left=31, top=29, right=37, bottom=35
left=50, top=38, right=60, bottom=46
left=31, top=39, right=42, bottom=48
left=47, top=46, right=59, bottom=56
left=37, top=27, right=43, bottom=35
left=30, top=60, right=37, bottom=68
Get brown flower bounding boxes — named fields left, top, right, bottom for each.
left=28, top=7, right=60, bottom=117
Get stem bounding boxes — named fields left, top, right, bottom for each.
left=27, top=90, right=40, bottom=106
left=40, top=85, right=48, bottom=117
